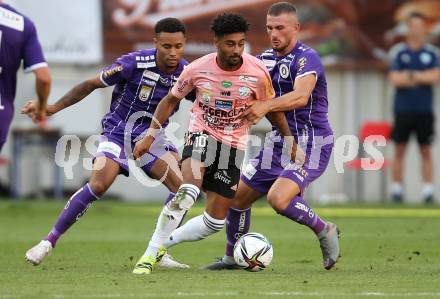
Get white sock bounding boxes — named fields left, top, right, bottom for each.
left=222, top=255, right=235, bottom=265
left=144, top=184, right=200, bottom=257
left=391, top=182, right=403, bottom=195
left=422, top=183, right=434, bottom=198
left=164, top=211, right=225, bottom=248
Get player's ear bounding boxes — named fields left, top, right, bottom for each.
left=153, top=36, right=158, bottom=47
left=213, top=36, right=220, bottom=49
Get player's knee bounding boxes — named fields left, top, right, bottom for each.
left=267, top=190, right=290, bottom=213
left=88, top=180, right=108, bottom=197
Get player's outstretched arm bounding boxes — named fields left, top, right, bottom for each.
left=21, top=76, right=105, bottom=122
left=133, top=92, right=182, bottom=160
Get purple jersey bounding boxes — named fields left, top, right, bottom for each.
left=99, top=48, right=194, bottom=143
left=259, top=42, right=332, bottom=147
left=0, top=4, right=47, bottom=146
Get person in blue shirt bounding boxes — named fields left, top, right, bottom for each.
left=388, top=12, right=440, bottom=203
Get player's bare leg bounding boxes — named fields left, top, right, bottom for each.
left=26, top=157, right=120, bottom=265
left=205, top=180, right=262, bottom=270
left=391, top=143, right=407, bottom=203
left=419, top=144, right=434, bottom=203
left=269, top=178, right=340, bottom=270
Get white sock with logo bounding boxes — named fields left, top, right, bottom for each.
left=144, top=185, right=200, bottom=257
left=163, top=211, right=225, bottom=248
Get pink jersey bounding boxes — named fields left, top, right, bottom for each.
left=171, top=52, right=275, bottom=150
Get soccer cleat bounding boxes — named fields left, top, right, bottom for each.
left=203, top=257, right=241, bottom=270
left=157, top=253, right=190, bottom=269
left=132, top=255, right=156, bottom=275
left=25, top=240, right=53, bottom=266
left=318, top=222, right=340, bottom=270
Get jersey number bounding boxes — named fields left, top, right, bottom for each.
left=0, top=30, right=4, bottom=110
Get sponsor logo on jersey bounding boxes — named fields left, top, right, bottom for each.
left=215, top=99, right=233, bottom=110
left=297, top=57, right=307, bottom=74
left=142, top=70, right=160, bottom=81
left=139, top=85, right=152, bottom=101
left=220, top=90, right=231, bottom=97
left=103, top=65, right=123, bottom=78
left=279, top=63, right=290, bottom=79
left=239, top=75, right=258, bottom=83
left=142, top=79, right=156, bottom=86
left=222, top=81, right=233, bottom=88
left=0, top=7, right=24, bottom=31
left=135, top=55, right=155, bottom=61
left=177, top=79, right=189, bottom=93
left=137, top=62, right=156, bottom=68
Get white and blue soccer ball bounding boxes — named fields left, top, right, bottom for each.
left=233, top=232, right=273, bottom=272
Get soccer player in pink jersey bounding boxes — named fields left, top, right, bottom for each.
left=132, top=13, right=302, bottom=274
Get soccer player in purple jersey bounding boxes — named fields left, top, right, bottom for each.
left=0, top=1, right=51, bottom=152
left=204, top=2, right=340, bottom=270
left=23, top=18, right=194, bottom=268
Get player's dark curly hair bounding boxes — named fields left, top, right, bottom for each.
left=210, top=13, right=250, bottom=38
left=155, top=18, right=186, bottom=35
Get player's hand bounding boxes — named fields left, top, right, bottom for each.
left=243, top=100, right=270, bottom=124
left=285, top=137, right=305, bottom=165
left=133, top=135, right=155, bottom=160
left=291, top=144, right=306, bottom=165
left=21, top=100, right=51, bottom=124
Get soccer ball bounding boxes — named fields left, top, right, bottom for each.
left=233, top=232, right=273, bottom=272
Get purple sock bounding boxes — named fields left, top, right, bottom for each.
left=164, top=192, right=176, bottom=205
left=281, top=196, right=326, bottom=235
left=44, top=184, right=99, bottom=247
left=225, top=207, right=251, bottom=257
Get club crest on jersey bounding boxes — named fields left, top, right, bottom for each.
left=420, top=52, right=432, bottom=65
left=239, top=86, right=251, bottom=99
left=139, top=85, right=152, bottom=101
left=279, top=64, right=290, bottom=79
left=201, top=91, right=211, bottom=105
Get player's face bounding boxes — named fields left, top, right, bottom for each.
left=154, top=32, right=186, bottom=70
left=407, top=17, right=427, bottom=40
left=266, top=13, right=299, bottom=55
left=215, top=32, right=246, bottom=67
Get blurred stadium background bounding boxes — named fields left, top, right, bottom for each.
left=1, top=0, right=439, bottom=203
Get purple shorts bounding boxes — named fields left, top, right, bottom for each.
left=94, top=132, right=178, bottom=177
left=241, top=141, right=333, bottom=194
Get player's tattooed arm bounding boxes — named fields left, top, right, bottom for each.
left=21, top=76, right=105, bottom=120
left=133, top=92, right=182, bottom=160
left=47, top=76, right=106, bottom=116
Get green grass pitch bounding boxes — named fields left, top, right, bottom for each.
left=0, top=199, right=439, bottom=299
